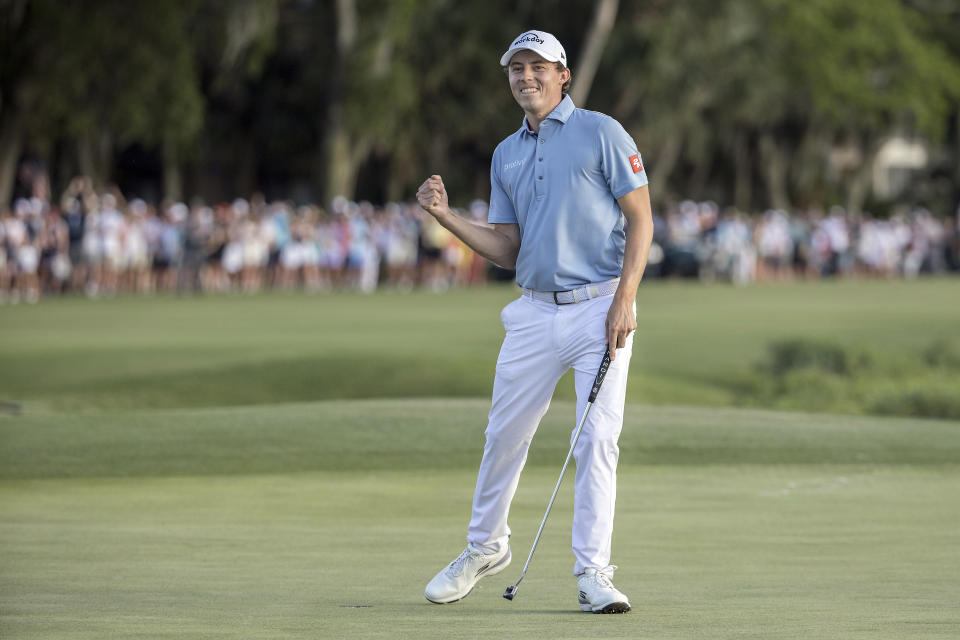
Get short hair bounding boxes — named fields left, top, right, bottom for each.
left=557, top=62, right=571, bottom=95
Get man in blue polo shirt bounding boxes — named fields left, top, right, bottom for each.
left=417, top=29, right=654, bottom=614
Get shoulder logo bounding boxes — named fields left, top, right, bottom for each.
left=629, top=154, right=643, bottom=174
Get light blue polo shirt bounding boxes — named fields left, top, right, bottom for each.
left=488, top=95, right=648, bottom=291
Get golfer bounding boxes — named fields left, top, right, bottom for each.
left=417, top=29, right=653, bottom=613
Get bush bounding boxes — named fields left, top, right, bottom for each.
left=747, top=339, right=960, bottom=419
left=870, top=384, right=960, bottom=420
left=769, top=369, right=855, bottom=413
left=923, top=339, right=960, bottom=370
left=764, top=339, right=875, bottom=377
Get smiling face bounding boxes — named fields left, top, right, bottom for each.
left=507, top=50, right=570, bottom=128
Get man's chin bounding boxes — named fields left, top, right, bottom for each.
left=514, top=96, right=541, bottom=111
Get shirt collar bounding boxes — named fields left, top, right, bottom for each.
left=520, top=95, right=576, bottom=136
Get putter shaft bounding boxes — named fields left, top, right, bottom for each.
left=503, top=398, right=595, bottom=596
left=503, top=348, right=611, bottom=601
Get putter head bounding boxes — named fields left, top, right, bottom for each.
left=503, top=585, right=518, bottom=601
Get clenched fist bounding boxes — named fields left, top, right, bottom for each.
left=417, top=175, right=451, bottom=219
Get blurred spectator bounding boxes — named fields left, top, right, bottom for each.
left=4, top=199, right=41, bottom=303
left=1, top=175, right=958, bottom=304
left=39, top=203, right=71, bottom=294
left=755, top=209, right=794, bottom=281
left=123, top=199, right=152, bottom=293
left=701, top=208, right=756, bottom=286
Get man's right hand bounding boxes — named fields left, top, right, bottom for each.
left=414, top=174, right=521, bottom=270
left=417, top=175, right=450, bottom=219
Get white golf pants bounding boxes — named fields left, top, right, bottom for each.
left=467, top=293, right=633, bottom=575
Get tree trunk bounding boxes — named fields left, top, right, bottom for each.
left=77, top=129, right=114, bottom=191
left=846, top=151, right=872, bottom=216
left=759, top=132, right=790, bottom=210
left=732, top=131, right=752, bottom=212
left=569, top=0, right=619, bottom=108
left=845, top=133, right=883, bottom=215
left=688, top=147, right=713, bottom=198
left=97, top=129, right=113, bottom=188
left=77, top=135, right=97, bottom=186
left=385, top=160, right=405, bottom=204
left=846, top=165, right=871, bottom=215
left=162, top=133, right=183, bottom=202
left=791, top=128, right=828, bottom=208
left=320, top=0, right=358, bottom=204
left=325, top=115, right=353, bottom=202
left=649, top=131, right=682, bottom=201
left=954, top=106, right=960, bottom=211
left=327, top=128, right=371, bottom=202
left=0, top=109, right=24, bottom=208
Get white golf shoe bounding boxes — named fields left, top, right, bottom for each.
left=577, top=565, right=631, bottom=613
left=424, top=544, right=511, bottom=604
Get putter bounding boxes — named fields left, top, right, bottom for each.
left=503, top=347, right=612, bottom=601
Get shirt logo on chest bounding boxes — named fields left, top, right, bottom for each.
left=503, top=159, right=525, bottom=171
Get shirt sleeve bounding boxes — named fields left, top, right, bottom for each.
left=598, top=117, right=648, bottom=200
left=487, top=146, right=518, bottom=224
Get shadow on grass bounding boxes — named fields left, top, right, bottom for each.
left=40, top=353, right=496, bottom=412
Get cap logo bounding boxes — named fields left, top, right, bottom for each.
left=514, top=32, right=545, bottom=47
left=500, top=30, right=566, bottom=67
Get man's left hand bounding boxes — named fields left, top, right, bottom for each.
left=605, top=297, right=636, bottom=361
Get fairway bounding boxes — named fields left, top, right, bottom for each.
left=2, top=400, right=958, bottom=639
left=2, top=279, right=959, bottom=638
left=2, top=278, right=958, bottom=413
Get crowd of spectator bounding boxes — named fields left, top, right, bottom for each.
left=650, top=200, right=960, bottom=285
left=2, top=176, right=959, bottom=304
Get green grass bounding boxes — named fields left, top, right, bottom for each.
left=2, top=400, right=959, bottom=639
left=1, top=279, right=959, bottom=638
left=2, top=400, right=959, bottom=479
left=1, top=277, right=958, bottom=413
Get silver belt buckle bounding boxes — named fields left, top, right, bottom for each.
left=553, top=290, right=574, bottom=305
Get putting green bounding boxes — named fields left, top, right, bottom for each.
left=2, top=467, right=957, bottom=639
left=2, top=399, right=958, bottom=639
left=1, top=280, right=958, bottom=637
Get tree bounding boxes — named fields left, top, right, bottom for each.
left=189, top=0, right=278, bottom=200
left=6, top=0, right=957, bottom=214
left=0, top=1, right=211, bottom=203
left=569, top=0, right=619, bottom=108
left=771, top=0, right=960, bottom=212
left=602, top=0, right=960, bottom=213
left=319, top=0, right=426, bottom=203
left=1, top=0, right=60, bottom=205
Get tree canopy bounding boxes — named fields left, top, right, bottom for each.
left=2, top=0, right=958, bottom=214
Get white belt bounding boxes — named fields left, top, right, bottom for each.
left=521, top=278, right=620, bottom=305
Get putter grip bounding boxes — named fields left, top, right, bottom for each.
left=588, top=348, right=612, bottom=402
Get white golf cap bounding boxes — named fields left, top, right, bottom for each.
left=499, top=30, right=567, bottom=67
